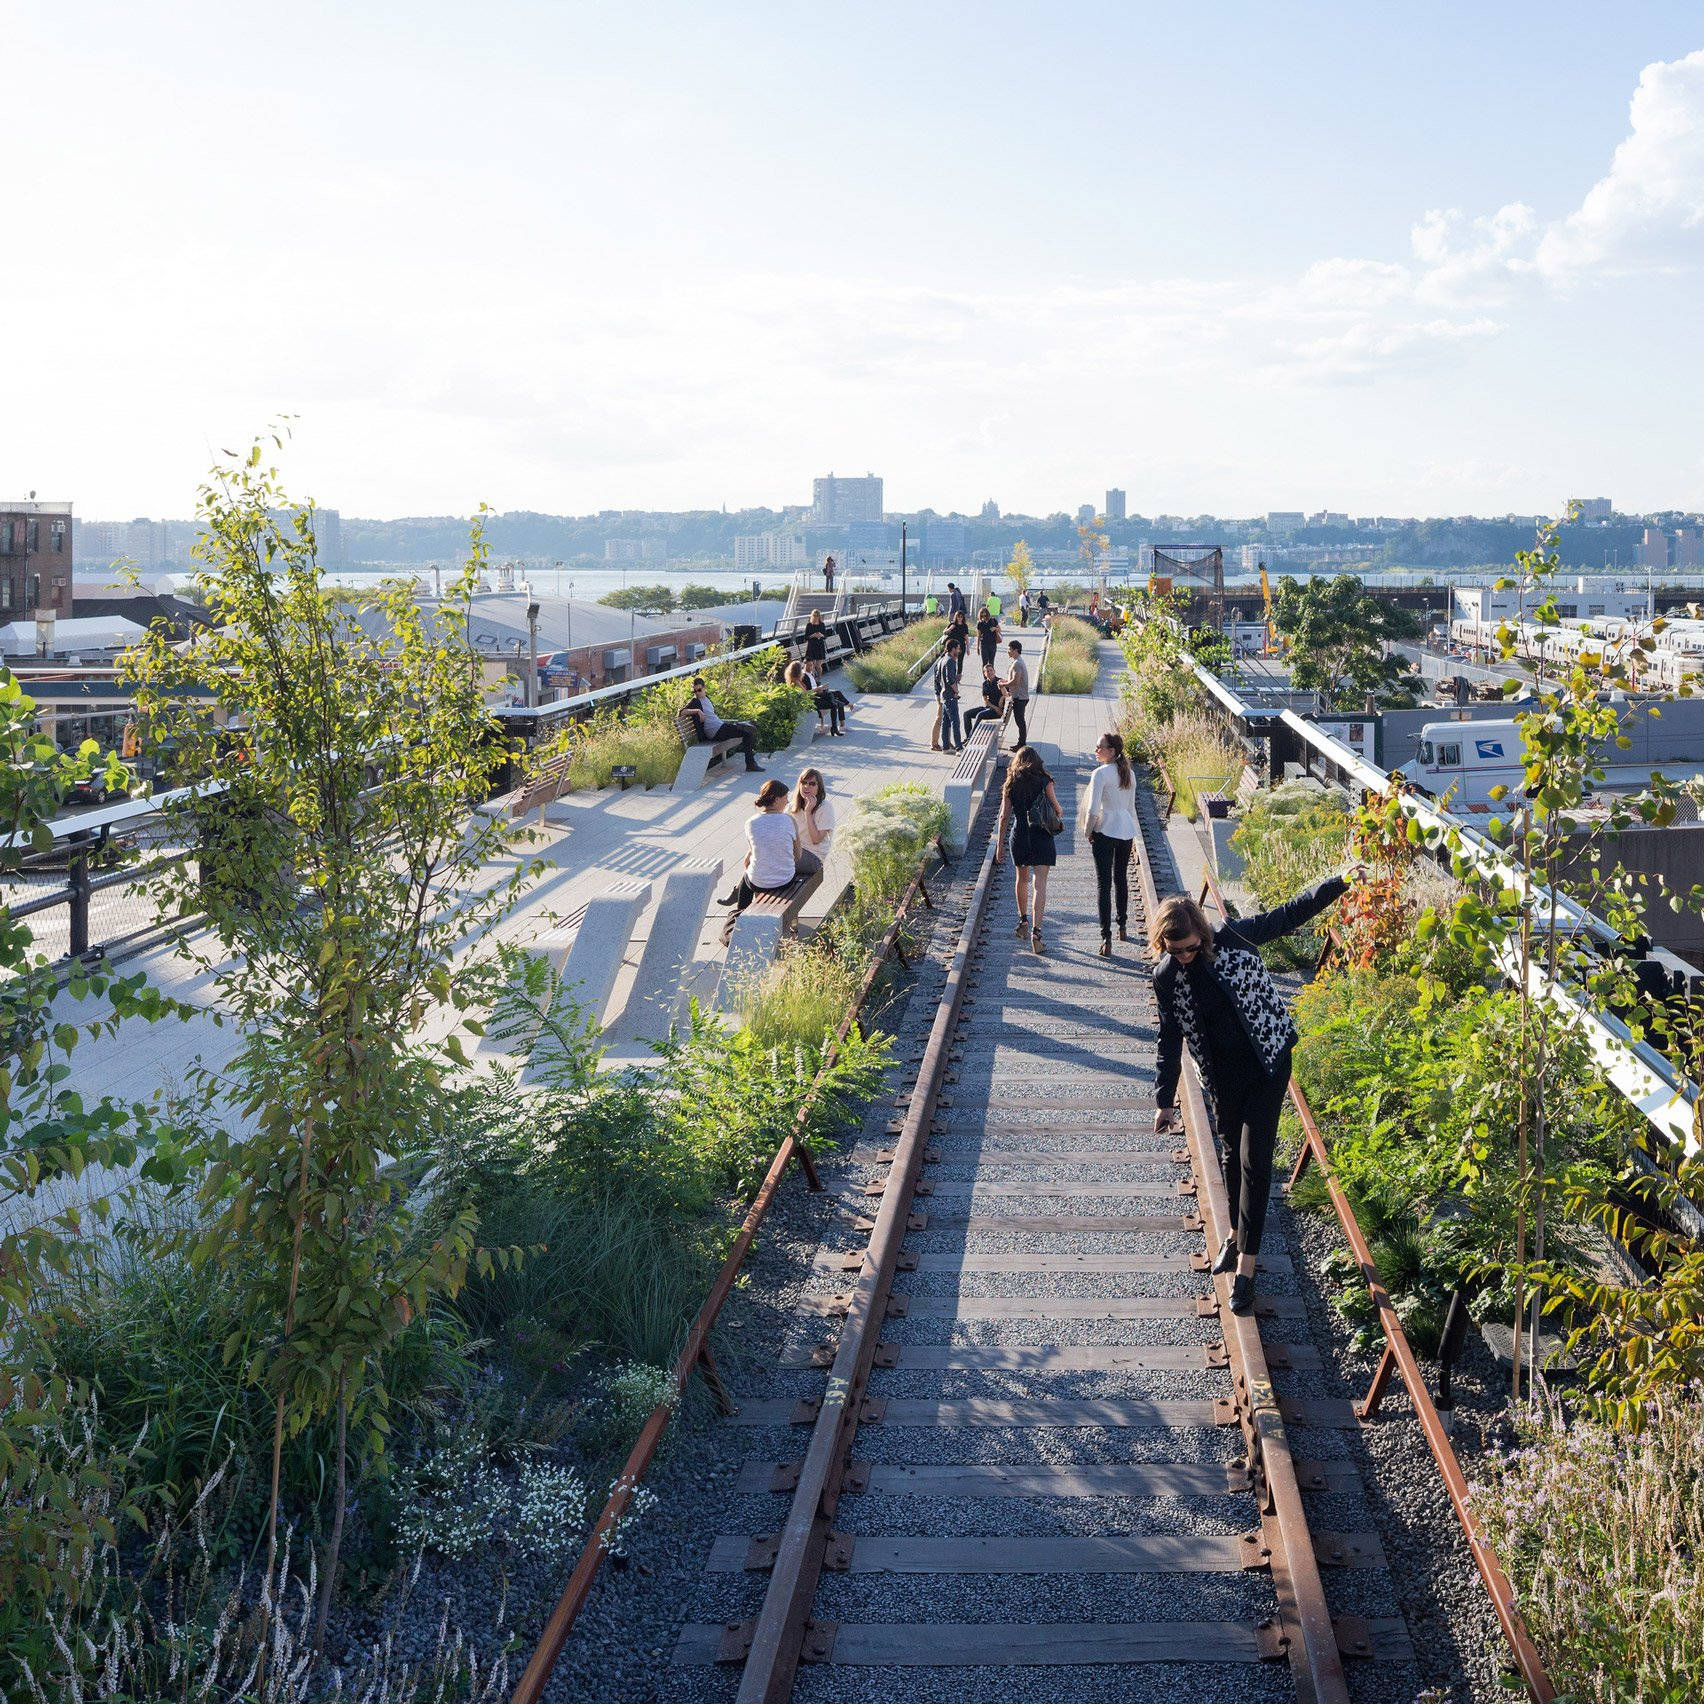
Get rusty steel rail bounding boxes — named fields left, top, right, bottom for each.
left=1133, top=805, right=1350, bottom=1704
left=732, top=819, right=1002, bottom=1702
left=509, top=845, right=947, bottom=1704
left=1190, top=860, right=1557, bottom=1703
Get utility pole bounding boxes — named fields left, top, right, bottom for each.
left=526, top=601, right=540, bottom=707
left=901, top=521, right=908, bottom=616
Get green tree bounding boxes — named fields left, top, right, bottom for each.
left=600, top=583, right=676, bottom=614
left=1075, top=514, right=1110, bottom=585
left=676, top=583, right=725, bottom=611
left=124, top=436, right=537, bottom=1655
left=1271, top=574, right=1423, bottom=709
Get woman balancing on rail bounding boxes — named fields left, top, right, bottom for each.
left=1149, top=873, right=1359, bottom=1314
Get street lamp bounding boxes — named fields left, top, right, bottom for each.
left=526, top=601, right=540, bottom=707
left=900, top=521, right=908, bottom=616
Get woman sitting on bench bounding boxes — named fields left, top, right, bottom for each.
left=718, top=778, right=802, bottom=942
left=786, top=660, right=847, bottom=736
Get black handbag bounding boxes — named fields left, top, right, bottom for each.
left=1025, top=791, right=1064, bottom=836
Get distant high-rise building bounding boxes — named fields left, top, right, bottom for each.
left=1639, top=527, right=1669, bottom=570
left=1572, top=497, right=1614, bottom=521
left=0, top=501, right=74, bottom=616
left=811, top=473, right=883, bottom=525
left=733, top=532, right=807, bottom=570
left=1076, top=504, right=1095, bottom=525
left=1675, top=528, right=1702, bottom=569
left=979, top=499, right=1000, bottom=522
left=1104, top=489, right=1127, bottom=522
left=1266, top=511, right=1305, bottom=531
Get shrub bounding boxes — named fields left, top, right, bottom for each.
left=1039, top=616, right=1100, bottom=694
left=565, top=714, right=684, bottom=790
left=842, top=783, right=951, bottom=902
left=845, top=620, right=947, bottom=693
left=1473, top=1397, right=1704, bottom=1702
left=1139, top=710, right=1242, bottom=821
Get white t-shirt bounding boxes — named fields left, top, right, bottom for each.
left=746, top=809, right=799, bottom=889
left=793, top=796, right=836, bottom=853
left=1081, top=761, right=1138, bottom=839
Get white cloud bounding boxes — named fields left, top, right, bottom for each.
left=1538, top=48, right=1704, bottom=277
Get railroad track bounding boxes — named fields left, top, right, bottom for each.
left=672, top=749, right=1424, bottom=1703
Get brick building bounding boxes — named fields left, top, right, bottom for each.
left=0, top=500, right=74, bottom=617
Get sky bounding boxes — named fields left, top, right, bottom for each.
left=6, top=1, right=1704, bottom=521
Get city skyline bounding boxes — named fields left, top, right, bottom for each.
left=7, top=4, right=1704, bottom=519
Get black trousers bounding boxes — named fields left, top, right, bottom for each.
left=717, top=720, right=760, bottom=766
left=1088, top=831, right=1132, bottom=934
left=1212, top=1068, right=1288, bottom=1258
left=1009, top=697, right=1029, bottom=747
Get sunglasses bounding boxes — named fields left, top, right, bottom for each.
left=1168, top=939, right=1203, bottom=959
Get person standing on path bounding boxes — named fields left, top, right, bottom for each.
left=1080, top=731, right=1137, bottom=957
left=995, top=746, right=1062, bottom=954
left=803, top=608, right=829, bottom=673
left=1003, top=639, right=1031, bottom=749
left=932, top=638, right=965, bottom=752
left=976, top=605, right=1001, bottom=672
left=1148, top=876, right=1357, bottom=1314
left=947, top=581, right=967, bottom=620
left=1018, top=588, right=1032, bottom=627
left=823, top=555, right=835, bottom=593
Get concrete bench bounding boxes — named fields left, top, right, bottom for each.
left=672, top=709, right=744, bottom=793
left=786, top=705, right=824, bottom=753
left=943, top=723, right=1000, bottom=853
left=480, top=876, right=651, bottom=1063
left=601, top=859, right=721, bottom=1052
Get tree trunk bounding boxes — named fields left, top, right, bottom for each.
left=312, top=1377, right=349, bottom=1660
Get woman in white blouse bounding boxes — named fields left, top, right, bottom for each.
left=1080, top=731, right=1139, bottom=957
left=719, top=778, right=800, bottom=942
left=788, top=767, right=835, bottom=872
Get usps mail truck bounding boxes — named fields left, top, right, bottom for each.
left=1399, top=719, right=1528, bottom=807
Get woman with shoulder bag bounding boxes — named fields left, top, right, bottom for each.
left=1149, top=872, right=1360, bottom=1312
left=1080, top=730, right=1138, bottom=957
left=995, top=746, right=1063, bottom=954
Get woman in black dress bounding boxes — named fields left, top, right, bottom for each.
left=803, top=609, right=829, bottom=672
left=800, top=611, right=849, bottom=731
left=994, top=746, right=1062, bottom=954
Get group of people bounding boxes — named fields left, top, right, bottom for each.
left=717, top=765, right=837, bottom=943
left=932, top=607, right=1032, bottom=753
left=990, top=722, right=1357, bottom=1316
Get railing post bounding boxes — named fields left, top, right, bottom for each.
left=68, top=833, right=93, bottom=959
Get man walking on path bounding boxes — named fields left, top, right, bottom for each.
left=1003, top=639, right=1031, bottom=749
left=976, top=604, right=1001, bottom=671
left=1018, top=588, right=1032, bottom=627
left=947, top=581, right=967, bottom=620
left=933, top=637, right=965, bottom=752
left=686, top=676, right=765, bottom=772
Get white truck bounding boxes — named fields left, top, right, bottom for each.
left=1399, top=719, right=1528, bottom=807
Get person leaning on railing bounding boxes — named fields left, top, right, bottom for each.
left=1149, top=873, right=1359, bottom=1314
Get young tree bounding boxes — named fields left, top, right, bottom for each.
left=124, top=436, right=537, bottom=1654
left=1271, top=574, right=1424, bottom=709
left=1075, top=514, right=1110, bottom=586
left=1006, top=539, right=1034, bottom=598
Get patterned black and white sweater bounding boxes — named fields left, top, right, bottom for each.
left=1153, top=876, right=1348, bottom=1108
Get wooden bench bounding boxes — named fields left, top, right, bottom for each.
left=472, top=748, right=573, bottom=826
left=943, top=722, right=1000, bottom=852
left=672, top=709, right=744, bottom=793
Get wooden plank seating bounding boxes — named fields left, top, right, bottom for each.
left=671, top=709, right=744, bottom=794
left=601, top=860, right=721, bottom=1052
left=713, top=861, right=826, bottom=1010
left=471, top=747, right=574, bottom=826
